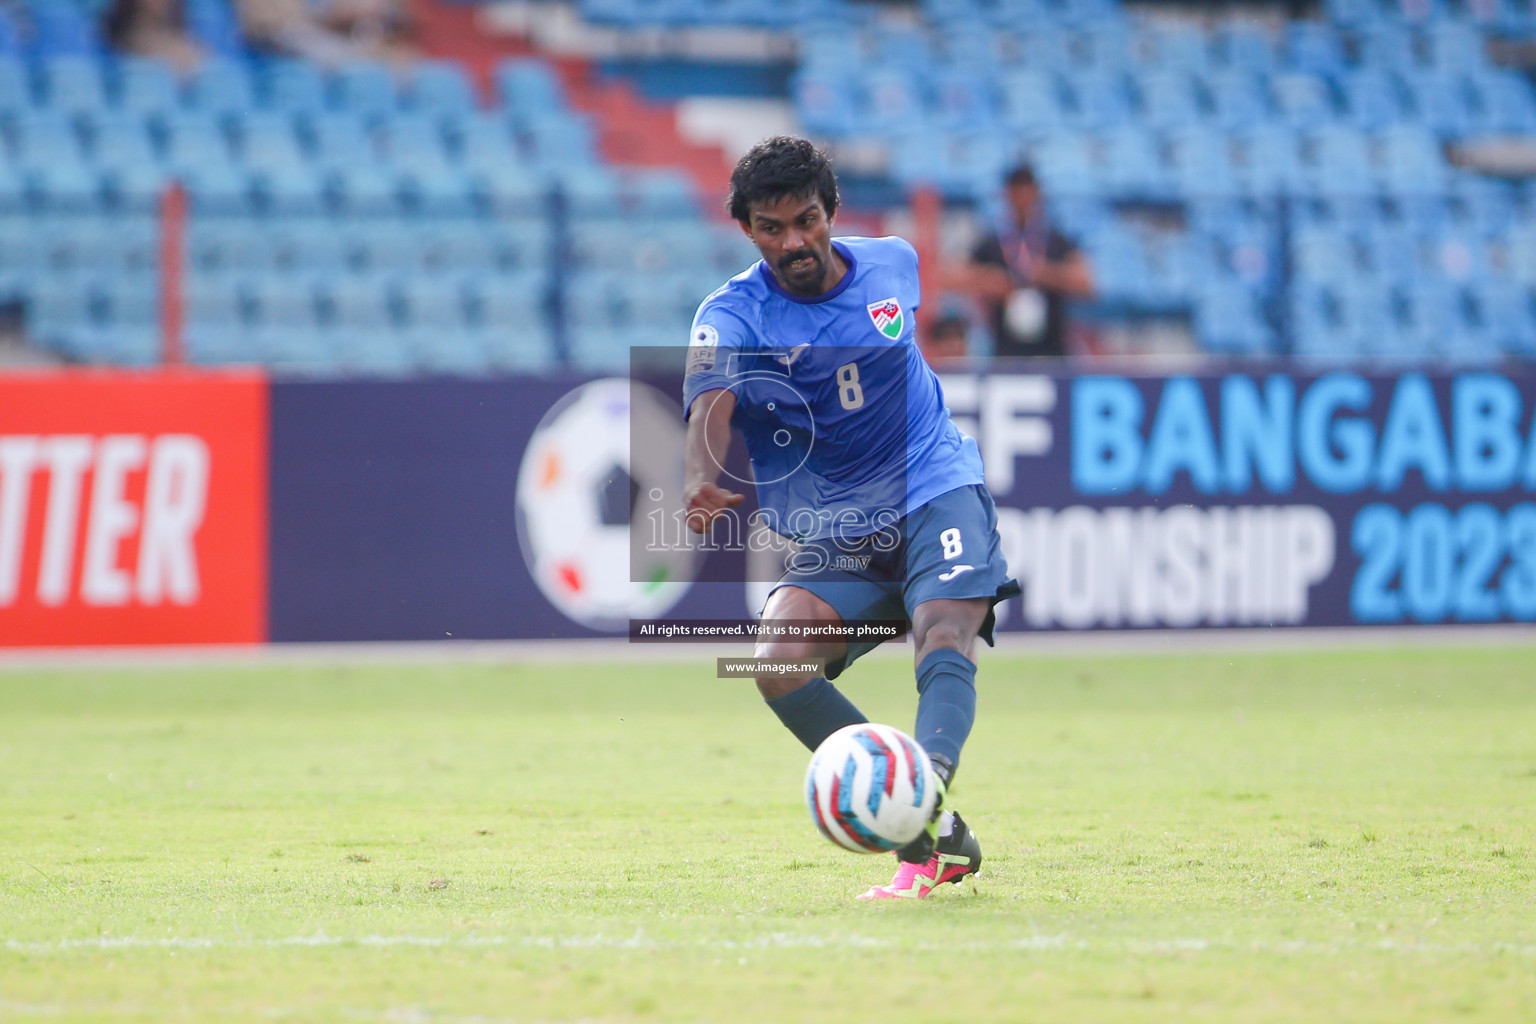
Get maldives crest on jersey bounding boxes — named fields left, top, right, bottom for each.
left=866, top=298, right=904, bottom=340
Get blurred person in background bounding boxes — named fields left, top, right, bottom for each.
left=238, top=0, right=415, bottom=66
left=961, top=163, right=1094, bottom=359
left=104, top=0, right=204, bottom=75
left=919, top=313, right=971, bottom=370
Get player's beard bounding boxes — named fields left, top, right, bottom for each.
left=778, top=248, right=824, bottom=294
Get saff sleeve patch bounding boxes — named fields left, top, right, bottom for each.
left=686, top=324, right=719, bottom=374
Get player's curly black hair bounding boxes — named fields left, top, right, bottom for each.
left=726, top=136, right=840, bottom=225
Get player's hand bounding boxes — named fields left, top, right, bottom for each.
left=685, top=481, right=745, bottom=533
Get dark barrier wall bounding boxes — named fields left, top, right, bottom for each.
left=267, top=376, right=747, bottom=641
left=269, top=368, right=1536, bottom=641
left=943, top=369, right=1536, bottom=632
left=5, top=368, right=1533, bottom=645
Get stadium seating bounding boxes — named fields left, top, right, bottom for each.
left=7, top=0, right=1536, bottom=369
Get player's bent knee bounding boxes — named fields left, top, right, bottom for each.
left=915, top=620, right=973, bottom=658
left=755, top=674, right=817, bottom=700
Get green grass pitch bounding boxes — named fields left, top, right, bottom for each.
left=1, top=643, right=1533, bottom=1023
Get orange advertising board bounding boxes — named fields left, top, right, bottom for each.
left=0, top=371, right=267, bottom=645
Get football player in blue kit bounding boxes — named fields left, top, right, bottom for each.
left=681, top=136, right=1020, bottom=899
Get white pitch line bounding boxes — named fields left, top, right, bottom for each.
left=5, top=934, right=1533, bottom=956
left=1, top=624, right=1532, bottom=672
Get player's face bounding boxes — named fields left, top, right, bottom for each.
left=742, top=193, right=839, bottom=297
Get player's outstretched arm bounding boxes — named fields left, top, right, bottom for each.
left=683, top=389, right=745, bottom=534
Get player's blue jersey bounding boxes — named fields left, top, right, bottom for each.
left=683, top=236, right=984, bottom=542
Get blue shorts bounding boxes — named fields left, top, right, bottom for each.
left=768, top=484, right=1021, bottom=680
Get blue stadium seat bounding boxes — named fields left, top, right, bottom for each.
left=1194, top=279, right=1275, bottom=355
left=186, top=59, right=257, bottom=116
left=252, top=324, right=338, bottom=372
left=29, top=162, right=104, bottom=211
left=30, top=2, right=101, bottom=58
left=1360, top=221, right=1423, bottom=282
left=86, top=112, right=159, bottom=167
left=12, top=111, right=87, bottom=166
left=997, top=68, right=1067, bottom=132
left=467, top=271, right=548, bottom=329
left=1377, top=124, right=1447, bottom=195
left=1203, top=69, right=1272, bottom=130
left=235, top=111, right=306, bottom=170
left=162, top=113, right=235, bottom=173
left=181, top=163, right=253, bottom=213
left=792, top=69, right=862, bottom=138
left=376, top=113, right=449, bottom=170
left=409, top=326, right=489, bottom=375
left=1291, top=223, right=1358, bottom=282
left=1167, top=127, right=1239, bottom=199
left=185, top=273, right=244, bottom=326
left=1466, top=69, right=1536, bottom=135
left=1472, top=279, right=1536, bottom=354
left=115, top=57, right=180, bottom=116
left=1233, top=126, right=1304, bottom=196
left=333, top=62, right=399, bottom=117
left=471, top=165, right=549, bottom=215
left=409, top=60, right=477, bottom=115
left=520, top=114, right=597, bottom=167
left=397, top=276, right=470, bottom=328
left=186, top=323, right=255, bottom=365
left=414, top=221, right=490, bottom=273
left=1099, top=126, right=1175, bottom=201
left=305, top=111, right=374, bottom=167
left=1211, top=20, right=1277, bottom=74
left=1357, top=24, right=1418, bottom=73
left=329, top=165, right=402, bottom=215
left=1270, top=72, right=1337, bottom=130
left=0, top=5, right=20, bottom=56
left=1030, top=132, right=1102, bottom=197
left=343, top=220, right=419, bottom=273
left=1341, top=68, right=1407, bottom=132
left=495, top=58, right=568, bottom=114
left=1399, top=70, right=1475, bottom=137
left=184, top=0, right=244, bottom=58
left=403, top=165, right=477, bottom=216
left=270, top=218, right=349, bottom=272
left=1134, top=69, right=1205, bottom=130
left=448, top=112, right=519, bottom=170
left=323, top=274, right=396, bottom=328
left=1304, top=125, right=1375, bottom=199
left=1066, top=68, right=1133, bottom=129
left=1074, top=22, right=1133, bottom=70
left=106, top=162, right=169, bottom=211
left=332, top=326, right=418, bottom=375
left=929, top=68, right=998, bottom=130
left=256, top=163, right=327, bottom=215
left=859, top=68, right=927, bottom=134
left=1139, top=22, right=1209, bottom=71
left=1424, top=21, right=1488, bottom=73
left=477, top=322, right=556, bottom=372
left=1015, top=27, right=1072, bottom=71
left=0, top=56, right=30, bottom=112
left=190, top=219, right=272, bottom=272
left=246, top=274, right=321, bottom=327
left=264, top=60, right=328, bottom=114
left=1286, top=22, right=1347, bottom=78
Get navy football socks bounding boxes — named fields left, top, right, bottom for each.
left=765, top=677, right=868, bottom=752
left=914, top=648, right=977, bottom=772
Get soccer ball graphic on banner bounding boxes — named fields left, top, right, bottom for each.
left=805, top=723, right=939, bottom=853
left=516, top=378, right=696, bottom=631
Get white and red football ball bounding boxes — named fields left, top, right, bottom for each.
left=805, top=723, right=939, bottom=853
